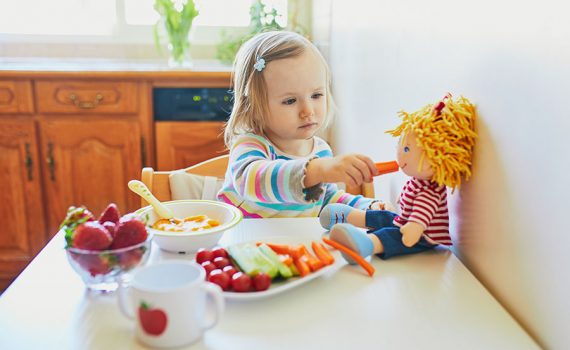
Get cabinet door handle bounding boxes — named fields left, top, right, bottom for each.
left=140, top=136, right=147, bottom=167
left=46, top=142, right=56, bottom=181
left=24, top=142, right=33, bottom=181
left=69, top=93, right=103, bottom=109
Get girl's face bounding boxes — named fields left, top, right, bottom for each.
left=262, top=49, right=327, bottom=153
left=397, top=131, right=434, bottom=180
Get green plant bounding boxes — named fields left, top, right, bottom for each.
left=153, top=0, right=199, bottom=65
left=216, top=0, right=305, bottom=64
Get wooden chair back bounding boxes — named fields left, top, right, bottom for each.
left=139, top=154, right=229, bottom=207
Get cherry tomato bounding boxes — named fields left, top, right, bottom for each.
left=231, top=272, right=252, bottom=293
left=208, top=269, right=230, bottom=291
left=211, top=247, right=229, bottom=259
left=196, top=248, right=214, bottom=264
left=222, top=265, right=238, bottom=278
left=213, top=256, right=230, bottom=269
left=201, top=261, right=216, bottom=277
left=253, top=272, right=271, bottom=291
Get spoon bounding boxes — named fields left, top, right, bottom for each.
left=128, top=180, right=174, bottom=219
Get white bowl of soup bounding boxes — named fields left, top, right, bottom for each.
left=136, top=200, right=242, bottom=253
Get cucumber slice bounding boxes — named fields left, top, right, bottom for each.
left=258, top=244, right=293, bottom=279
left=227, top=244, right=260, bottom=276
left=243, top=244, right=279, bottom=278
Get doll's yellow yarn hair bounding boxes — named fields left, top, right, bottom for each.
left=386, top=94, right=477, bottom=190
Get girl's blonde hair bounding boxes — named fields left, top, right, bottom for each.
left=386, top=94, right=478, bottom=190
left=224, top=31, right=334, bottom=147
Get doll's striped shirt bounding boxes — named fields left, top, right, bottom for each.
left=393, top=177, right=451, bottom=245
left=217, top=133, right=373, bottom=218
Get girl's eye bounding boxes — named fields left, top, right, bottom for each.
left=283, top=98, right=296, bottom=105
left=403, top=146, right=410, bottom=153
left=312, top=93, right=324, bottom=99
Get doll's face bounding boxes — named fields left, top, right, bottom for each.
left=396, top=131, right=434, bottom=180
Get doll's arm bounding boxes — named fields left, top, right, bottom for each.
left=400, top=190, right=439, bottom=246
left=400, top=222, right=425, bottom=247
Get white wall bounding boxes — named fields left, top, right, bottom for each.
left=326, top=0, right=570, bottom=348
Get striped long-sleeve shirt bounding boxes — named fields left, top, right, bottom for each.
left=217, top=133, right=374, bottom=218
left=393, top=177, right=451, bottom=245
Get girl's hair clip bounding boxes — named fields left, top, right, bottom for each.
left=253, top=56, right=266, bottom=72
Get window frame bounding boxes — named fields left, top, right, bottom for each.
left=0, top=0, right=308, bottom=60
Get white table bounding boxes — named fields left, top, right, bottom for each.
left=0, top=218, right=538, bottom=350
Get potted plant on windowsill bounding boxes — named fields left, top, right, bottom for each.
left=154, top=0, right=199, bottom=67
left=216, top=0, right=307, bottom=65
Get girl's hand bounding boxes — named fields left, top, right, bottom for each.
left=305, top=154, right=378, bottom=188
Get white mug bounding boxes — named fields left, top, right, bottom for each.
left=118, top=260, right=224, bottom=348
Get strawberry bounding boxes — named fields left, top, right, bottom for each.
left=119, top=248, right=145, bottom=270
left=102, top=221, right=117, bottom=238
left=72, top=221, right=113, bottom=250
left=61, top=206, right=96, bottom=248
left=99, top=203, right=120, bottom=225
left=73, top=254, right=112, bottom=277
left=110, top=216, right=148, bottom=249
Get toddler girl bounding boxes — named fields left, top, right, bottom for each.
left=217, top=31, right=383, bottom=218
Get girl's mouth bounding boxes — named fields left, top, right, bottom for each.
left=299, top=122, right=318, bottom=129
left=400, top=163, right=408, bottom=170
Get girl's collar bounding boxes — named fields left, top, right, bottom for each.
left=264, top=136, right=317, bottom=159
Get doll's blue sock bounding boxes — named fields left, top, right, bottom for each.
left=329, top=223, right=374, bottom=265
left=319, top=203, right=353, bottom=230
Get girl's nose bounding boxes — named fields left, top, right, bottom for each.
left=299, top=101, right=314, bottom=118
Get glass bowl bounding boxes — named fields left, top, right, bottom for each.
left=66, top=235, right=152, bottom=293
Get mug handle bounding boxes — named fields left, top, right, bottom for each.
left=201, top=282, right=225, bottom=331
left=117, top=278, right=135, bottom=320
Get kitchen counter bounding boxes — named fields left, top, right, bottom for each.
left=0, top=57, right=232, bottom=79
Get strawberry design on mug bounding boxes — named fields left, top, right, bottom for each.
left=138, top=301, right=168, bottom=336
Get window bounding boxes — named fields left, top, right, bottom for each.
left=0, top=0, right=291, bottom=59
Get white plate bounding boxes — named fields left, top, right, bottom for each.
left=221, top=236, right=344, bottom=301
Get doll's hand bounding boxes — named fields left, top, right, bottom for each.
left=305, top=154, right=378, bottom=188
left=369, top=200, right=396, bottom=212
left=400, top=222, right=425, bottom=247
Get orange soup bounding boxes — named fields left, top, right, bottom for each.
left=152, top=215, right=220, bottom=233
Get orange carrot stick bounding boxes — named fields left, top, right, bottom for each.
left=303, top=255, right=324, bottom=272
left=278, top=254, right=293, bottom=266
left=374, top=161, right=399, bottom=176
left=293, top=257, right=311, bottom=277
left=289, top=244, right=305, bottom=260
left=311, top=241, right=335, bottom=265
left=322, top=237, right=375, bottom=277
left=298, top=245, right=324, bottom=271
left=265, top=243, right=294, bottom=255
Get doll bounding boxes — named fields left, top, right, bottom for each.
left=319, top=94, right=477, bottom=261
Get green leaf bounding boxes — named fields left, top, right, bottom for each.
left=153, top=0, right=199, bottom=60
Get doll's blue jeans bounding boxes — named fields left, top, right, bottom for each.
left=365, top=210, right=436, bottom=260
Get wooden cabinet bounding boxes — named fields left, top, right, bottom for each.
left=155, top=121, right=227, bottom=171
left=0, top=70, right=231, bottom=293
left=40, top=119, right=142, bottom=236
left=35, top=80, right=138, bottom=114
left=0, top=120, right=46, bottom=291
left=0, top=80, right=34, bottom=114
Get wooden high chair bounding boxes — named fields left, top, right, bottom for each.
left=140, top=154, right=229, bottom=207
left=139, top=154, right=376, bottom=207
